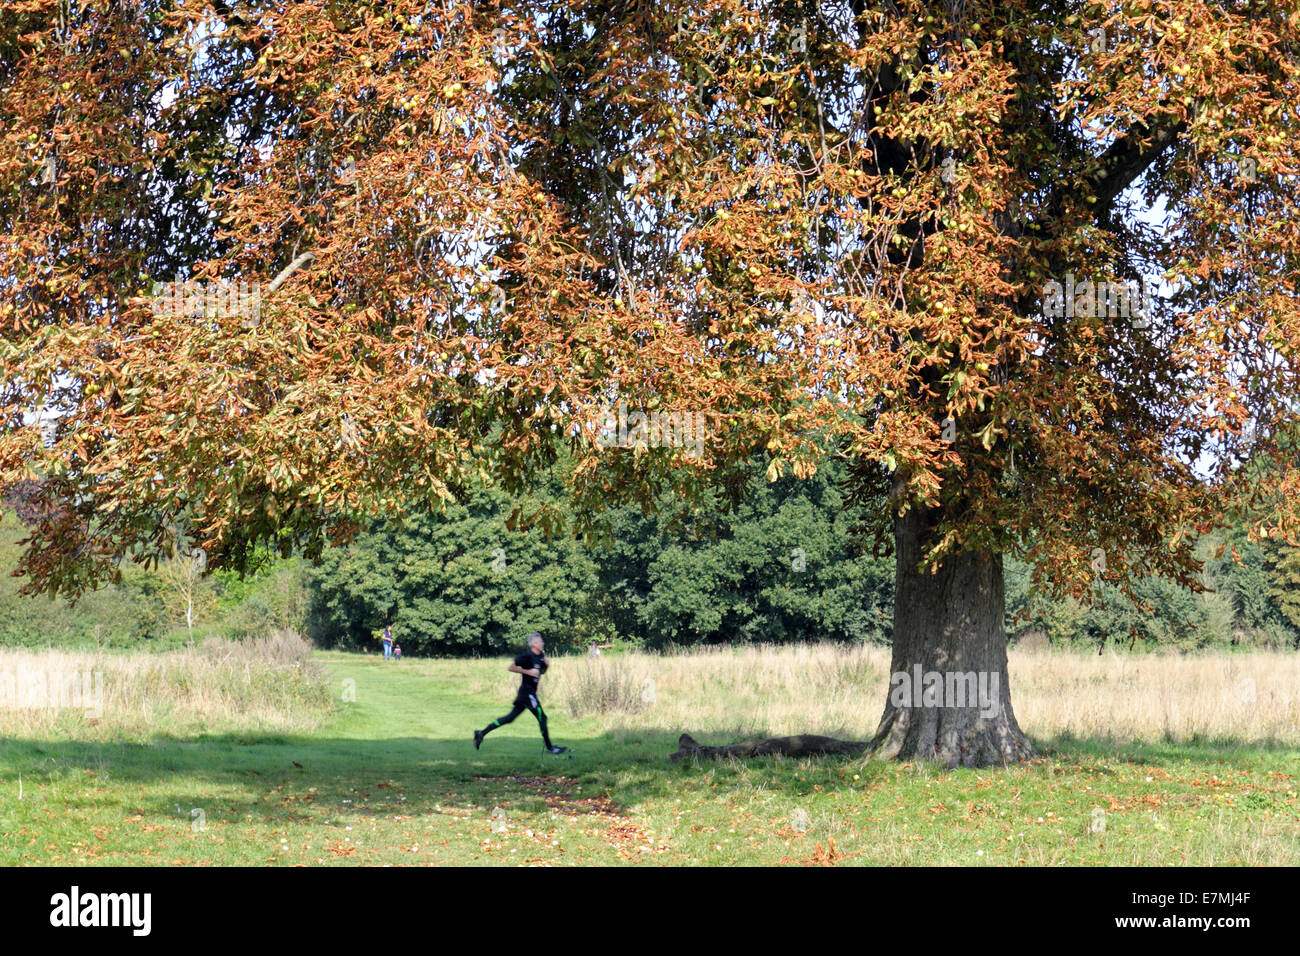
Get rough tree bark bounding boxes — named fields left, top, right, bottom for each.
left=869, top=503, right=1035, bottom=768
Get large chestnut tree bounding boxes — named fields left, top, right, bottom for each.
left=3, top=0, right=1298, bottom=765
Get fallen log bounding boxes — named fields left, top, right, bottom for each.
left=669, top=732, right=871, bottom=761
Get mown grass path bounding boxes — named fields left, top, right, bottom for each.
left=1, top=651, right=1297, bottom=865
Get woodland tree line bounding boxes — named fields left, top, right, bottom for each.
left=4, top=460, right=1297, bottom=655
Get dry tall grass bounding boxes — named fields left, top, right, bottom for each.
left=550, top=644, right=1300, bottom=746
left=0, top=629, right=332, bottom=739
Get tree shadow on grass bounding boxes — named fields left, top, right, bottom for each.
left=0, top=728, right=686, bottom=824
left=1032, top=730, right=1300, bottom=770
left=1, top=724, right=1295, bottom=838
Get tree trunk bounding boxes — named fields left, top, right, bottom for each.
left=869, top=503, right=1035, bottom=768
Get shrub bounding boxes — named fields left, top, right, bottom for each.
left=554, top=657, right=649, bottom=719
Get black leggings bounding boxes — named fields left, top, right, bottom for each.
left=482, top=694, right=552, bottom=748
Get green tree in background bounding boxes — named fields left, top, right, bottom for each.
left=594, top=456, right=893, bottom=647
left=0, top=508, right=166, bottom=647
left=0, top=501, right=307, bottom=649
left=1006, top=530, right=1300, bottom=652
left=305, top=482, right=599, bottom=656
left=206, top=553, right=307, bottom=642
left=303, top=454, right=892, bottom=653
left=1262, top=537, right=1300, bottom=645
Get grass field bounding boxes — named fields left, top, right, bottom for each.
left=1, top=641, right=1297, bottom=866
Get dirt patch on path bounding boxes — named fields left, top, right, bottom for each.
left=474, top=774, right=668, bottom=862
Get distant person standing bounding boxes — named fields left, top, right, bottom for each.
left=393, top=644, right=402, bottom=661
left=474, top=632, right=568, bottom=754
left=382, top=625, right=393, bottom=661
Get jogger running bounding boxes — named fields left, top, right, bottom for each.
left=474, top=632, right=568, bottom=755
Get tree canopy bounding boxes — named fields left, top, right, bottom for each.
left=2, top=0, right=1298, bottom=627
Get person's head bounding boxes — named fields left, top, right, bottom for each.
left=526, top=632, right=544, bottom=654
